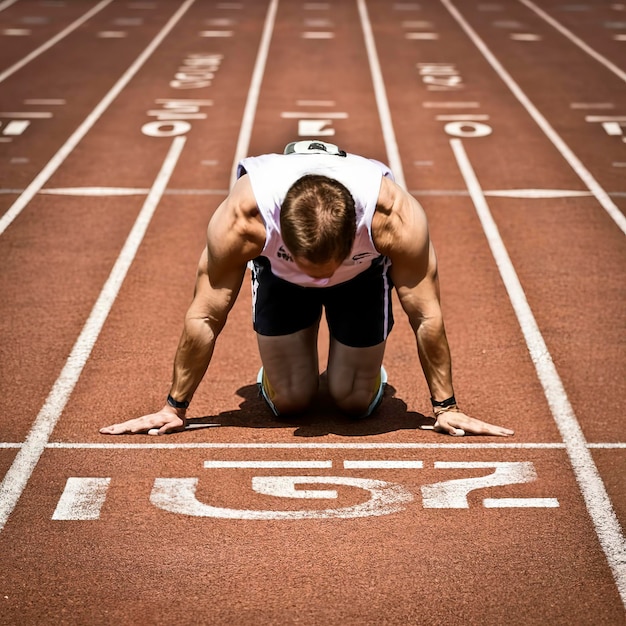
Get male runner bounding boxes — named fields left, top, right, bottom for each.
left=100, top=141, right=514, bottom=437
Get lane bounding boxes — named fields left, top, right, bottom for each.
left=367, top=0, right=626, bottom=611
left=0, top=0, right=115, bottom=84
left=0, top=3, right=195, bottom=224
left=518, top=0, right=626, bottom=72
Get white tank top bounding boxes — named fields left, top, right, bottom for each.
left=237, top=152, right=394, bottom=287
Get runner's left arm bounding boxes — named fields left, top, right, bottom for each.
left=375, top=178, right=514, bottom=437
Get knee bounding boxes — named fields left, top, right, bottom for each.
left=270, top=380, right=318, bottom=416
left=272, top=392, right=314, bottom=415
left=328, top=385, right=373, bottom=417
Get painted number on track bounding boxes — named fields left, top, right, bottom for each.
left=52, top=460, right=559, bottom=520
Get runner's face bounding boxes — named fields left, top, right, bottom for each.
left=293, top=256, right=341, bottom=280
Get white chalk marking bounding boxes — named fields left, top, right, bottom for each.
left=303, top=19, right=333, bottom=27
left=229, top=0, right=278, bottom=187
left=1, top=29, right=31, bottom=36
left=301, top=32, right=334, bottom=39
left=0, top=1, right=114, bottom=84
left=97, top=31, right=127, bottom=38
left=357, top=0, right=406, bottom=188
left=570, top=102, right=615, bottom=109
left=46, top=442, right=569, bottom=450
left=344, top=460, right=424, bottom=469
left=510, top=33, right=542, bottom=41
left=151, top=476, right=413, bottom=519
left=0, top=0, right=196, bottom=237
left=39, top=187, right=150, bottom=196
left=199, top=31, right=233, bottom=37
left=442, top=0, right=626, bottom=235
left=484, top=188, right=591, bottom=198
left=0, top=0, right=20, bottom=11
left=405, top=32, right=439, bottom=39
left=0, top=112, right=52, bottom=118
left=422, top=461, right=542, bottom=508
left=2, top=121, right=30, bottom=136
left=52, top=477, right=111, bottom=520
left=0, top=136, right=186, bottom=534
left=23, top=99, right=66, bottom=106
left=451, top=136, right=626, bottom=606
left=519, top=0, right=626, bottom=82
left=296, top=100, right=336, bottom=106
left=423, top=101, right=480, bottom=108
left=402, top=20, right=433, bottom=28
left=203, top=460, right=332, bottom=469
left=436, top=114, right=490, bottom=120
left=483, top=497, right=560, bottom=508
left=281, top=111, right=348, bottom=119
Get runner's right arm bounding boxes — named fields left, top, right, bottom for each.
left=99, top=175, right=265, bottom=435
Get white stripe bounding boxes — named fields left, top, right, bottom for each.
left=344, top=460, right=424, bottom=468
left=45, top=442, right=568, bottom=449
left=229, top=0, right=279, bottom=187
left=441, top=0, right=626, bottom=235
left=0, top=136, right=186, bottom=534
left=518, top=0, right=626, bottom=82
left=450, top=137, right=626, bottom=608
left=203, top=460, right=332, bottom=468
left=382, top=257, right=391, bottom=338
left=357, top=0, right=406, bottom=189
left=0, top=0, right=21, bottom=12
left=0, top=0, right=114, bottom=84
left=0, top=0, right=196, bottom=237
left=51, top=477, right=111, bottom=520
left=483, top=498, right=560, bottom=508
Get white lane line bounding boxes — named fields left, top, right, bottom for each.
left=0, top=0, right=196, bottom=237
left=229, top=0, right=279, bottom=187
left=45, top=442, right=569, bottom=449
left=450, top=137, right=626, bottom=609
left=441, top=0, right=626, bottom=236
left=344, top=460, right=424, bottom=468
left=0, top=0, right=20, bottom=11
left=518, top=0, right=626, bottom=83
left=51, top=477, right=111, bottom=520
left=357, top=0, right=406, bottom=189
left=203, top=460, right=332, bottom=468
left=0, top=136, right=186, bottom=534
left=0, top=0, right=115, bottom=84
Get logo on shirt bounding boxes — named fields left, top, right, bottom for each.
left=277, top=246, right=294, bottom=262
left=352, top=252, right=375, bottom=263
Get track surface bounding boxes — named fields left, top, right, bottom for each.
left=0, top=1, right=625, bottom=624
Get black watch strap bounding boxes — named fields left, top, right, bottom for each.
left=167, top=394, right=189, bottom=409
left=431, top=395, right=457, bottom=409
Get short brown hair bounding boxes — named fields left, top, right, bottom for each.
left=280, top=175, right=356, bottom=264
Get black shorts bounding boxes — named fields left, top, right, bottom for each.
left=250, top=256, right=394, bottom=348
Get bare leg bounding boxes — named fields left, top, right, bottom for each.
left=326, top=338, right=387, bottom=417
left=256, top=318, right=321, bottom=415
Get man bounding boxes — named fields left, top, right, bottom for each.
left=100, top=141, right=514, bottom=437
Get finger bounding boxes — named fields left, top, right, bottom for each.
left=433, top=421, right=465, bottom=437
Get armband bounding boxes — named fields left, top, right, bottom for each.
left=167, top=394, right=189, bottom=409
left=430, top=395, right=457, bottom=409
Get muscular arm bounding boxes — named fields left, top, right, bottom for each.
left=373, top=177, right=513, bottom=437
left=100, top=175, right=264, bottom=435
left=374, top=177, right=452, bottom=401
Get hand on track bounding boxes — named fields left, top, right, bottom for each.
left=432, top=410, right=514, bottom=437
left=99, top=405, right=186, bottom=435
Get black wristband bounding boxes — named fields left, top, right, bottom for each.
left=167, top=394, right=189, bottom=409
left=431, top=395, right=456, bottom=409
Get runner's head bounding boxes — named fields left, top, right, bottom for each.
left=280, top=175, right=356, bottom=269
